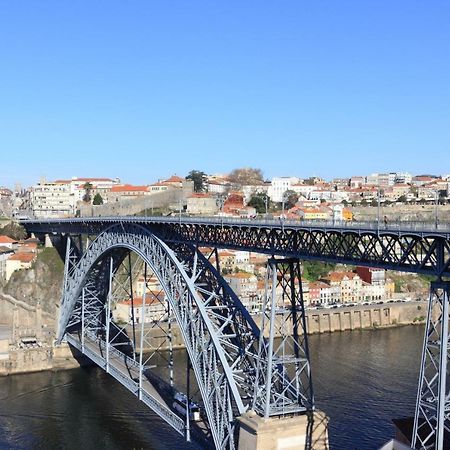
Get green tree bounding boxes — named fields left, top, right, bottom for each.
left=82, top=182, right=93, bottom=203
left=93, top=193, right=104, bottom=205
left=186, top=170, right=207, bottom=192
left=302, top=261, right=336, bottom=282
left=248, top=193, right=268, bottom=214
left=283, top=190, right=299, bottom=209
left=397, top=195, right=407, bottom=203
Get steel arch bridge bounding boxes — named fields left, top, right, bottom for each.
left=54, top=222, right=312, bottom=450
left=21, top=216, right=450, bottom=450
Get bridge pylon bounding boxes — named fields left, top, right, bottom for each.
left=412, top=280, right=450, bottom=449
left=252, top=258, right=314, bottom=417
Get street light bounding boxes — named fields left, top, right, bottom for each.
left=377, top=186, right=381, bottom=232
left=281, top=191, right=288, bottom=219
left=435, top=190, right=439, bottom=230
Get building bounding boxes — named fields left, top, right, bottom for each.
left=322, top=271, right=363, bottom=303
left=356, top=267, right=386, bottom=285
left=31, top=180, right=74, bottom=218
left=114, top=294, right=166, bottom=324
left=224, top=272, right=258, bottom=298
left=5, top=252, right=36, bottom=281
left=0, top=235, right=17, bottom=250
left=31, top=177, right=120, bottom=218
left=186, top=193, right=219, bottom=215
left=108, top=185, right=151, bottom=202
left=0, top=246, right=14, bottom=281
left=293, top=206, right=331, bottom=221
left=268, top=177, right=300, bottom=202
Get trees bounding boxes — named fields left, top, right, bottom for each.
left=186, top=170, right=207, bottom=192
left=82, top=182, right=93, bottom=203
left=248, top=193, right=268, bottom=214
left=93, top=193, right=104, bottom=205
left=302, top=261, right=336, bottom=282
left=228, top=168, right=264, bottom=186
left=283, top=190, right=299, bottom=209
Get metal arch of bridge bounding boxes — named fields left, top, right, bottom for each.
left=58, top=223, right=314, bottom=450
left=22, top=217, right=450, bottom=277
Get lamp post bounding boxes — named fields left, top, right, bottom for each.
left=377, top=186, right=381, bottom=232
left=281, top=191, right=288, bottom=219
left=435, top=190, right=439, bottom=230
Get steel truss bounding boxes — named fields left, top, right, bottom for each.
left=154, top=223, right=450, bottom=278
left=23, top=218, right=450, bottom=278
left=413, top=281, right=450, bottom=450
left=253, top=258, right=314, bottom=417
left=58, top=223, right=311, bottom=450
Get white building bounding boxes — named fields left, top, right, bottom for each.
left=31, top=181, right=74, bottom=218
left=268, top=177, right=300, bottom=202
left=31, top=177, right=120, bottom=218
left=394, top=172, right=413, bottom=184
left=114, top=294, right=166, bottom=324
left=0, top=246, right=14, bottom=281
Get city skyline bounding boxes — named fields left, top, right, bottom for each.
left=1, top=1, right=449, bottom=186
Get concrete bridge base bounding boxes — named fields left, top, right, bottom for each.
left=237, top=410, right=329, bottom=450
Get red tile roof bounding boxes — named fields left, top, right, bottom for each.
left=0, top=235, right=16, bottom=244
left=110, top=185, right=149, bottom=192
left=8, top=253, right=36, bottom=263
left=165, top=175, right=184, bottom=183
left=118, top=294, right=164, bottom=306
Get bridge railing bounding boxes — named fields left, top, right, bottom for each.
left=20, top=215, right=450, bottom=234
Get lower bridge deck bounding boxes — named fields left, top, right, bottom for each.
left=66, top=332, right=213, bottom=448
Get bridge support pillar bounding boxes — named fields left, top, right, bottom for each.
left=253, top=258, right=314, bottom=416
left=237, top=409, right=329, bottom=450
left=412, top=281, right=450, bottom=449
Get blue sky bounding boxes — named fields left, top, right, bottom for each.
left=0, top=1, right=449, bottom=187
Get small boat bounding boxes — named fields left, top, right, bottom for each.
left=173, top=392, right=201, bottom=421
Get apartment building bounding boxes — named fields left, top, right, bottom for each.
left=268, top=177, right=300, bottom=202
left=31, top=177, right=120, bottom=218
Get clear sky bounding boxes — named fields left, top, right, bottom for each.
left=0, top=1, right=449, bottom=188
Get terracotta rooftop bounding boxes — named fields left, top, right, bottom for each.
left=0, top=235, right=16, bottom=244
left=118, top=294, right=164, bottom=306
left=324, top=271, right=359, bottom=282
left=164, top=175, right=184, bottom=183
left=8, top=253, right=36, bottom=263
left=225, top=272, right=255, bottom=279
left=111, top=185, right=149, bottom=192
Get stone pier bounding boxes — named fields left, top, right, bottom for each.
left=237, top=410, right=329, bottom=450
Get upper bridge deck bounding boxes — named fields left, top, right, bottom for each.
left=20, top=216, right=450, bottom=277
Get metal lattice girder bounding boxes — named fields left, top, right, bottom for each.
left=22, top=217, right=450, bottom=278
left=412, top=281, right=450, bottom=450
left=253, top=258, right=314, bottom=418
left=58, top=223, right=265, bottom=450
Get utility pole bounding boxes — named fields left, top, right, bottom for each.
left=435, top=190, right=439, bottom=230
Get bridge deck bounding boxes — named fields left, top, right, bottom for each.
left=66, top=332, right=213, bottom=447
left=21, top=216, right=450, bottom=277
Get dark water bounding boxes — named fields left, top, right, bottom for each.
left=0, top=326, right=424, bottom=450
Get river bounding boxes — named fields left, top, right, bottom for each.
left=0, top=325, right=424, bottom=449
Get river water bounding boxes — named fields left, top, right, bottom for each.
left=0, top=325, right=424, bottom=450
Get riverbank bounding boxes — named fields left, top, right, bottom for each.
left=0, top=301, right=427, bottom=376
left=128, top=300, right=427, bottom=352
left=0, top=342, right=79, bottom=376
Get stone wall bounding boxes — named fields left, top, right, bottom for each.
left=129, top=302, right=427, bottom=351
left=0, top=342, right=79, bottom=376
left=352, top=204, right=450, bottom=223
left=78, top=186, right=193, bottom=218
